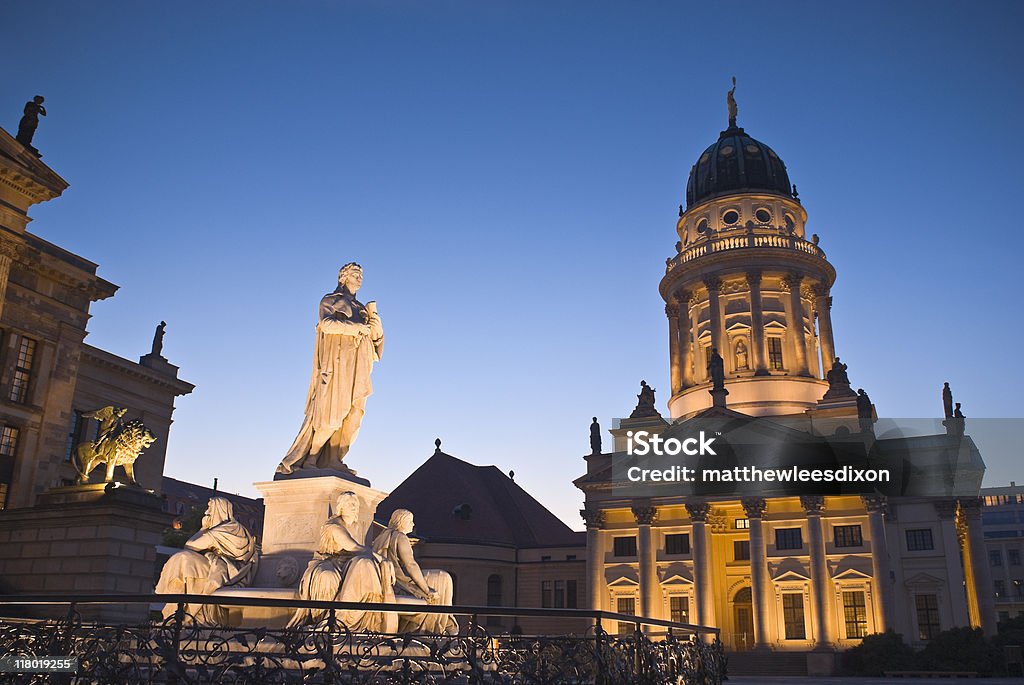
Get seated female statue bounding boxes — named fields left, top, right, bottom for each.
left=287, top=491, right=391, bottom=631
left=372, top=509, right=458, bottom=634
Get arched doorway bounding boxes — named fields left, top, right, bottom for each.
left=732, top=587, right=754, bottom=651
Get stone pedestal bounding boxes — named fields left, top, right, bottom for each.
left=253, top=473, right=389, bottom=588
left=0, top=483, right=169, bottom=623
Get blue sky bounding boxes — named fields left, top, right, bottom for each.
left=4, top=1, right=1022, bottom=528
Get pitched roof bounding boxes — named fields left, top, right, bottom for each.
left=377, top=446, right=583, bottom=549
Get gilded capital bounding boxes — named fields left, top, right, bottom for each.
left=745, top=270, right=763, bottom=288
left=741, top=497, right=767, bottom=519
left=861, top=494, right=888, bottom=516
left=811, top=282, right=830, bottom=298
left=632, top=505, right=658, bottom=525
left=958, top=497, right=983, bottom=520
left=782, top=272, right=804, bottom=291
left=703, top=276, right=722, bottom=292
left=685, top=499, right=711, bottom=522
left=580, top=507, right=606, bottom=529
left=665, top=300, right=680, bottom=319
left=800, top=495, right=825, bottom=515
left=933, top=498, right=957, bottom=519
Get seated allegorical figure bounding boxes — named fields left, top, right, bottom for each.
left=287, top=491, right=392, bottom=631
left=372, top=509, right=459, bottom=634
left=155, top=497, right=260, bottom=624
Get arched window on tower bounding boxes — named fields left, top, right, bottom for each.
left=735, top=339, right=749, bottom=370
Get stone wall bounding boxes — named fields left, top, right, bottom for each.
left=0, top=484, right=170, bottom=622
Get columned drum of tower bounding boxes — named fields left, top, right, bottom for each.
left=661, top=124, right=836, bottom=419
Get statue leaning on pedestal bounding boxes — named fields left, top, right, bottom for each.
left=155, top=497, right=260, bottom=625
left=277, top=263, right=384, bottom=475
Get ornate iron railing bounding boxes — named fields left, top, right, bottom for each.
left=0, top=594, right=725, bottom=684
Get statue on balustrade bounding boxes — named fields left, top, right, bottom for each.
left=708, top=348, right=726, bottom=391
left=287, top=491, right=392, bottom=631
left=155, top=497, right=260, bottom=625
left=590, top=417, right=602, bottom=455
left=372, top=509, right=458, bottom=634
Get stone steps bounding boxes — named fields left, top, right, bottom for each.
left=727, top=650, right=809, bottom=677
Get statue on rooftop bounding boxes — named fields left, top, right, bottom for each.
left=708, top=348, right=726, bottom=391
left=727, top=77, right=738, bottom=128
left=630, top=381, right=660, bottom=418
left=590, top=417, right=602, bottom=455
left=942, top=382, right=954, bottom=419
left=856, top=388, right=873, bottom=432
left=277, top=263, right=384, bottom=476
left=16, top=96, right=46, bottom=155
left=151, top=321, right=167, bottom=357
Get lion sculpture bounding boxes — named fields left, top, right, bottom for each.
left=75, top=406, right=157, bottom=484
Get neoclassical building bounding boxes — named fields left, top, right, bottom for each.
left=575, top=101, right=992, bottom=674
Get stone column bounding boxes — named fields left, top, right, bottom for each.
left=802, top=495, right=834, bottom=649
left=960, top=498, right=998, bottom=634
left=581, top=508, right=607, bottom=615
left=704, top=277, right=724, bottom=360
left=0, top=253, right=13, bottom=320
left=746, top=271, right=768, bottom=376
left=689, top=297, right=702, bottom=382
left=862, top=495, right=895, bottom=631
left=667, top=300, right=683, bottom=395
left=742, top=497, right=772, bottom=648
left=813, top=285, right=836, bottom=377
left=934, top=498, right=970, bottom=627
left=783, top=273, right=810, bottom=376
left=634, top=505, right=659, bottom=620
left=686, top=499, right=716, bottom=631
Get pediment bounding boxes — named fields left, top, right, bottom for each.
left=830, top=557, right=874, bottom=580
left=770, top=558, right=810, bottom=581
left=904, top=572, right=945, bottom=589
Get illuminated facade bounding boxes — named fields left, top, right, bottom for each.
left=575, top=103, right=994, bottom=673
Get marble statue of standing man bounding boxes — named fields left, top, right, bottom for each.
left=277, top=263, right=384, bottom=476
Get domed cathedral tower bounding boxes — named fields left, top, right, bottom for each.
left=661, top=86, right=836, bottom=418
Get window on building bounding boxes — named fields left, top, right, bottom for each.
left=1015, top=580, right=1024, bottom=598
left=613, top=536, right=637, bottom=557
left=0, top=425, right=19, bottom=510
left=916, top=594, right=941, bottom=640
left=540, top=555, right=551, bottom=561
left=843, top=591, right=868, bottom=639
left=734, top=540, right=751, bottom=561
left=776, top=528, right=803, bottom=551
left=665, top=533, right=690, bottom=555
left=541, top=580, right=552, bottom=608
left=906, top=529, right=934, bottom=551
left=617, top=596, right=636, bottom=635
left=767, top=337, right=784, bottom=370
left=1010, top=549, right=1021, bottom=566
left=487, top=574, right=502, bottom=606
left=834, top=525, right=863, bottom=548
left=554, top=580, right=566, bottom=608
left=64, top=410, right=93, bottom=463
left=995, top=580, right=1006, bottom=598
left=670, top=596, right=689, bottom=624
left=9, top=337, right=37, bottom=404
left=991, top=550, right=1004, bottom=567
left=566, top=580, right=578, bottom=609
left=566, top=554, right=576, bottom=561
left=486, top=574, right=502, bottom=626
left=782, top=593, right=806, bottom=639
left=735, top=518, right=750, bottom=529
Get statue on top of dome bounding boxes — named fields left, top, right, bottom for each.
left=727, top=77, right=738, bottom=128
